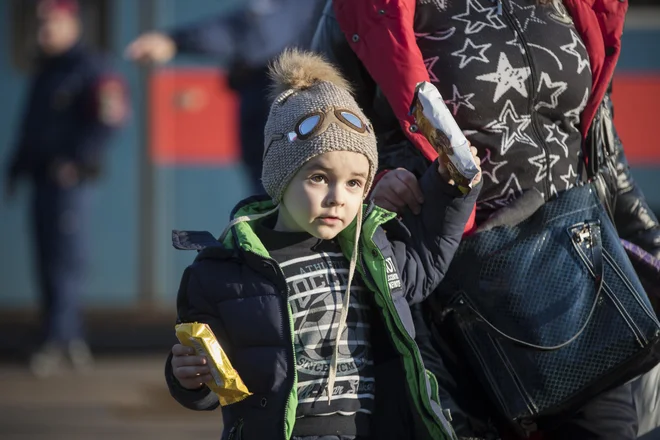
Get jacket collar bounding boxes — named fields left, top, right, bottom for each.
left=224, top=196, right=397, bottom=259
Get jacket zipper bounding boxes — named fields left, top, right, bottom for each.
left=263, top=257, right=297, bottom=440
left=356, top=242, right=455, bottom=439
left=501, top=4, right=552, bottom=199
left=279, top=261, right=297, bottom=440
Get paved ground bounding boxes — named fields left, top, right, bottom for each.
left=1, top=353, right=658, bottom=440
left=0, top=355, right=222, bottom=440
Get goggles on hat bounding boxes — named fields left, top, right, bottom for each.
left=265, top=107, right=372, bottom=159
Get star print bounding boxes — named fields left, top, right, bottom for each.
left=482, top=174, right=523, bottom=207
left=453, top=0, right=506, bottom=35
left=451, top=38, right=492, bottom=69
left=564, top=87, right=589, bottom=127
left=544, top=123, right=570, bottom=157
left=424, top=56, right=439, bottom=82
left=560, top=30, right=590, bottom=74
left=484, top=99, right=536, bottom=155
left=480, top=149, right=507, bottom=184
left=506, top=35, right=564, bottom=71
left=418, top=0, right=448, bottom=12
left=535, top=73, right=567, bottom=110
left=477, top=52, right=531, bottom=103
left=508, top=0, right=546, bottom=31
left=560, top=164, right=579, bottom=189
left=444, top=85, right=476, bottom=115
left=528, top=152, right=560, bottom=183
left=549, top=183, right=559, bottom=198
left=415, top=28, right=456, bottom=41
left=528, top=43, right=564, bottom=71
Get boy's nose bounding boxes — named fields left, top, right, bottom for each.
left=326, top=187, right=345, bottom=206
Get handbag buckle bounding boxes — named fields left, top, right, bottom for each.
left=574, top=223, right=593, bottom=248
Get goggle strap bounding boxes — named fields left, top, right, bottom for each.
left=219, top=205, right=281, bottom=243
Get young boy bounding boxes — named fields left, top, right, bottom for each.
left=165, top=49, right=481, bottom=440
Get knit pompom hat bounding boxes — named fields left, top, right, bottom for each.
left=261, top=49, right=378, bottom=203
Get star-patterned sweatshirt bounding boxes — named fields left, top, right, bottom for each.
left=414, top=0, right=592, bottom=221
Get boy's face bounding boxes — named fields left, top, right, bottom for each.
left=275, top=151, right=369, bottom=240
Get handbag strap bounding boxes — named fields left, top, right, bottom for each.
left=460, top=222, right=605, bottom=351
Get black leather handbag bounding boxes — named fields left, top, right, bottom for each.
left=437, top=183, right=660, bottom=435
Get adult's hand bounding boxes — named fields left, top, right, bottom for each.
left=370, top=168, right=424, bottom=215
left=125, top=32, right=176, bottom=65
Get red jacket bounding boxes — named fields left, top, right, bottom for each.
left=332, top=0, right=627, bottom=234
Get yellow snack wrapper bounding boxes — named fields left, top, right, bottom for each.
left=411, top=81, right=480, bottom=194
left=175, top=322, right=252, bottom=406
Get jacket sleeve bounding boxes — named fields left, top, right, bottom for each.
left=165, top=265, right=221, bottom=411
left=604, top=91, right=660, bottom=258
left=389, top=164, right=481, bottom=305
left=169, top=1, right=324, bottom=67
left=168, top=14, right=239, bottom=59
left=165, top=351, right=219, bottom=411
left=333, top=0, right=438, bottom=162
left=311, top=1, right=379, bottom=121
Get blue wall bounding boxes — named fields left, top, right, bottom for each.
left=0, top=2, right=658, bottom=308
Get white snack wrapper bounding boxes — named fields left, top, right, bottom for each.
left=413, top=81, right=480, bottom=192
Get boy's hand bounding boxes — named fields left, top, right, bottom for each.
left=437, top=145, right=482, bottom=186
left=171, top=344, right=213, bottom=390
left=370, top=168, right=424, bottom=215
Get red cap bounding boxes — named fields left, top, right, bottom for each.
left=37, top=0, right=79, bottom=17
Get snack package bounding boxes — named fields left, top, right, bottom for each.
left=175, top=322, right=252, bottom=406
left=411, top=81, right=480, bottom=194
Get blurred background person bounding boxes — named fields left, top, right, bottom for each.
left=125, top=0, right=326, bottom=195
left=3, top=0, right=128, bottom=378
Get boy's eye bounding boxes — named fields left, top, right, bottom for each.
left=347, top=179, right=363, bottom=188
left=310, top=174, right=326, bottom=183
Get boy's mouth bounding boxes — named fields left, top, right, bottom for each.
left=317, top=216, right=341, bottom=225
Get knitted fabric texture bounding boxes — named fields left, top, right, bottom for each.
left=261, top=52, right=378, bottom=203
